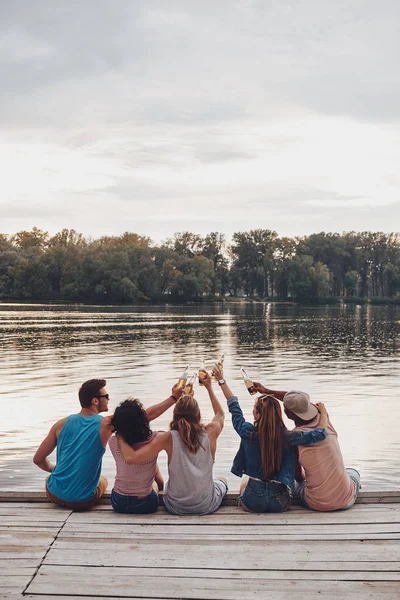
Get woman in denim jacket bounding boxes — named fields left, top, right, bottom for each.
left=212, top=366, right=328, bottom=513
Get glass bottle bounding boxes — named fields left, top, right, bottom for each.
left=198, top=358, right=207, bottom=386
left=212, top=353, right=226, bottom=380
left=240, top=367, right=257, bottom=395
left=184, top=372, right=197, bottom=395
left=177, top=365, right=190, bottom=388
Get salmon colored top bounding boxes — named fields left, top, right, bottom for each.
left=294, top=415, right=356, bottom=511
left=109, top=432, right=159, bottom=497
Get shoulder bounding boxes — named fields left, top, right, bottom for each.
left=53, top=416, right=69, bottom=433
left=101, top=415, right=113, bottom=429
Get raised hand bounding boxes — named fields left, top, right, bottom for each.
left=199, top=370, right=212, bottom=389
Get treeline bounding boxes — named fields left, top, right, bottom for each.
left=0, top=228, right=400, bottom=304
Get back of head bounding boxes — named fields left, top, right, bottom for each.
left=111, top=398, right=151, bottom=446
left=170, top=395, right=204, bottom=454
left=78, top=379, right=106, bottom=408
left=255, top=395, right=286, bottom=480
left=283, top=390, right=317, bottom=423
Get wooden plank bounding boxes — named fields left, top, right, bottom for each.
left=0, top=525, right=60, bottom=532
left=58, top=531, right=400, bottom=541
left=0, top=507, right=70, bottom=519
left=0, top=559, right=39, bottom=569
left=44, top=540, right=400, bottom=567
left=26, top=566, right=400, bottom=599
left=1, top=490, right=399, bottom=503
left=24, top=597, right=171, bottom=600
left=29, top=564, right=400, bottom=579
left=60, top=521, right=400, bottom=535
left=0, top=530, right=59, bottom=547
left=65, top=509, right=400, bottom=526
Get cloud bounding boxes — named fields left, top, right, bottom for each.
left=0, top=1, right=399, bottom=239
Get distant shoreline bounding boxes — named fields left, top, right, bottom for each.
left=1, top=297, right=399, bottom=308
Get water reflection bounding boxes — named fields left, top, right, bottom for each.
left=0, top=302, right=399, bottom=492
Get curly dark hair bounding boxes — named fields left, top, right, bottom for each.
left=111, top=398, right=152, bottom=446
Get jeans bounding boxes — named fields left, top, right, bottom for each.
left=240, top=479, right=292, bottom=513
left=111, top=489, right=159, bottom=514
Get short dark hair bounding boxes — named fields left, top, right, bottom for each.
left=78, top=379, right=106, bottom=408
left=111, top=398, right=152, bottom=445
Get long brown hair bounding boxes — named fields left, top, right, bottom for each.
left=170, top=395, right=205, bottom=453
left=254, top=395, right=286, bottom=479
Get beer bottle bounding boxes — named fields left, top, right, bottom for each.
left=240, top=367, right=257, bottom=395
left=177, top=365, right=190, bottom=388
left=184, top=372, right=197, bottom=395
left=212, top=353, right=226, bottom=380
left=198, top=358, right=207, bottom=386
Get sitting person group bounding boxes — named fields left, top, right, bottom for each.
left=33, top=366, right=361, bottom=515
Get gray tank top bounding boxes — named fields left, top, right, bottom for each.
left=163, top=430, right=221, bottom=515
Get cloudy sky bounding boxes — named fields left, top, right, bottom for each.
left=1, top=0, right=400, bottom=242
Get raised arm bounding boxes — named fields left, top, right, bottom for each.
left=145, top=384, right=183, bottom=422
left=200, top=371, right=224, bottom=437
left=33, top=418, right=66, bottom=473
left=118, top=431, right=171, bottom=465
left=252, top=382, right=287, bottom=401
left=211, top=366, right=253, bottom=439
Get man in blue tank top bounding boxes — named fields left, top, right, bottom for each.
left=34, top=378, right=182, bottom=511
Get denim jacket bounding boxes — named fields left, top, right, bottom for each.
left=228, top=396, right=328, bottom=491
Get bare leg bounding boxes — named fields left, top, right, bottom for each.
left=155, top=463, right=164, bottom=491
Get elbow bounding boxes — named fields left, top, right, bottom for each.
left=33, top=453, right=41, bottom=466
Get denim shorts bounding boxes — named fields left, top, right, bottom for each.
left=111, top=489, right=159, bottom=514
left=295, top=468, right=361, bottom=511
left=240, top=479, right=292, bottom=513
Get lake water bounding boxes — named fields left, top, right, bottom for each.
left=0, top=302, right=399, bottom=492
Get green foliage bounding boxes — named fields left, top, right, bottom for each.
left=1, top=227, right=400, bottom=304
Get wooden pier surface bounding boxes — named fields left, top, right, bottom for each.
left=1, top=491, right=400, bottom=599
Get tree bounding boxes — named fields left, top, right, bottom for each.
left=201, top=232, right=229, bottom=295
left=170, top=232, right=202, bottom=258
left=12, top=227, right=49, bottom=251
left=288, top=256, right=330, bottom=302
left=231, top=229, right=278, bottom=297
left=344, top=270, right=359, bottom=297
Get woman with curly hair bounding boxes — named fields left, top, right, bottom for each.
left=109, top=384, right=182, bottom=514
left=119, top=371, right=227, bottom=515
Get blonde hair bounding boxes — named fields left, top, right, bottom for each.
left=254, top=395, right=286, bottom=479
left=170, top=395, right=205, bottom=453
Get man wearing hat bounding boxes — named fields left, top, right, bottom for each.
left=253, top=383, right=360, bottom=511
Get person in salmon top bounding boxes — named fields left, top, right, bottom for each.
left=253, top=383, right=361, bottom=511
left=33, top=378, right=181, bottom=511
left=109, top=398, right=166, bottom=514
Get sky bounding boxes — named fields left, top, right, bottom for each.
left=1, top=0, right=400, bottom=243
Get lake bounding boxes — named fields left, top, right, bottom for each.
left=0, top=302, right=399, bottom=492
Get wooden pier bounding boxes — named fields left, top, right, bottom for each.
left=1, top=491, right=399, bottom=599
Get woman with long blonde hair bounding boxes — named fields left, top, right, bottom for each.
left=212, top=366, right=328, bottom=513
left=119, top=371, right=227, bottom=515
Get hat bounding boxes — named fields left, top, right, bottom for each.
left=283, top=390, right=318, bottom=421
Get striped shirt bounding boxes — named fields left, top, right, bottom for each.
left=109, top=432, right=159, bottom=497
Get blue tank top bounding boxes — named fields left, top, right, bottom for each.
left=47, top=414, right=105, bottom=502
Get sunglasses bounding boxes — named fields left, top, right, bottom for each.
left=96, top=394, right=109, bottom=400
